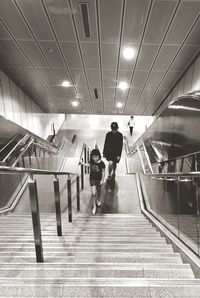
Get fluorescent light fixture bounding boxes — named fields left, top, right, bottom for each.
left=118, top=81, right=129, bottom=90
left=122, top=47, right=135, bottom=60
left=116, top=102, right=123, bottom=108
left=71, top=101, right=78, bottom=107
left=61, top=80, right=71, bottom=87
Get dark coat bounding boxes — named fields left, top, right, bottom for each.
left=103, top=131, right=123, bottom=162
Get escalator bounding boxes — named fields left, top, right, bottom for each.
left=127, top=93, right=200, bottom=257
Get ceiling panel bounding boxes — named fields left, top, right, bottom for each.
left=144, top=0, right=177, bottom=44
left=18, top=67, right=45, bottom=86
left=102, top=43, right=118, bottom=69
left=60, top=42, right=82, bottom=68
left=146, top=71, right=165, bottom=89
left=0, top=22, right=12, bottom=40
left=153, top=45, right=179, bottom=71
left=87, top=69, right=101, bottom=88
left=39, top=41, right=65, bottom=68
left=186, top=17, right=200, bottom=45
left=159, top=71, right=181, bottom=89
left=81, top=43, right=99, bottom=69
left=0, top=0, right=199, bottom=115
left=170, top=45, right=200, bottom=71
left=70, top=68, right=87, bottom=88
left=100, top=0, right=122, bottom=43
left=18, top=40, right=48, bottom=67
left=16, top=0, right=54, bottom=41
left=136, top=45, right=159, bottom=71
left=52, top=67, right=71, bottom=84
left=103, top=70, right=116, bottom=88
left=44, top=0, right=76, bottom=42
left=131, top=71, right=149, bottom=89
left=0, top=40, right=31, bottom=66
left=165, top=1, right=200, bottom=45
left=0, top=0, right=32, bottom=40
left=122, top=0, right=149, bottom=44
left=36, top=67, right=58, bottom=85
left=104, top=88, right=115, bottom=99
left=72, top=0, right=98, bottom=42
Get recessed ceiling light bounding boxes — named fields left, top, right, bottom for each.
left=71, top=101, right=79, bottom=107
left=61, top=80, right=71, bottom=87
left=122, top=47, right=135, bottom=60
left=118, top=81, right=129, bottom=90
left=47, top=48, right=55, bottom=53
left=117, top=102, right=123, bottom=108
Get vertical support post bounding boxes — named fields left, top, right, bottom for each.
left=195, top=178, right=200, bottom=256
left=34, top=145, right=37, bottom=157
left=28, top=175, right=44, bottom=262
left=87, top=150, right=90, bottom=173
left=81, top=162, right=84, bottom=190
left=84, top=146, right=87, bottom=174
left=76, top=175, right=80, bottom=211
left=22, top=156, right=25, bottom=168
left=53, top=175, right=62, bottom=236
left=28, top=148, right=31, bottom=165
left=67, top=176, right=72, bottom=222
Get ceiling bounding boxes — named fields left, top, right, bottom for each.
left=0, top=0, right=200, bottom=115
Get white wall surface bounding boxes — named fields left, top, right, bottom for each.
left=0, top=69, right=65, bottom=139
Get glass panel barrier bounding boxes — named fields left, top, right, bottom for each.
left=140, top=173, right=200, bottom=256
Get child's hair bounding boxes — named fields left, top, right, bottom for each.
left=90, top=148, right=101, bottom=162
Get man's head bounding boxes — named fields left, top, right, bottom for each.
left=111, top=122, right=119, bottom=131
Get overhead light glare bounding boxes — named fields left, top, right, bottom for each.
left=123, top=47, right=135, bottom=60
left=61, top=80, right=71, bottom=87
left=72, top=101, right=78, bottom=107
left=117, top=102, right=123, bottom=108
left=118, top=81, right=129, bottom=90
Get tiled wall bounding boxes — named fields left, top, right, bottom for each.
left=0, top=69, right=65, bottom=139
left=156, top=53, right=200, bottom=115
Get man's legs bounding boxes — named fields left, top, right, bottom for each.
left=108, top=160, right=117, bottom=178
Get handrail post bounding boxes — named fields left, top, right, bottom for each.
left=87, top=150, right=90, bottom=173
left=67, top=176, right=72, bottom=222
left=28, top=174, right=44, bottom=262
left=81, top=162, right=84, bottom=190
left=53, top=175, right=62, bottom=236
left=84, top=146, right=87, bottom=174
left=76, top=175, right=80, bottom=211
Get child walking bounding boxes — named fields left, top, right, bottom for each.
left=81, top=149, right=105, bottom=215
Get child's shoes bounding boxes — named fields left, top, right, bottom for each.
left=97, top=200, right=101, bottom=207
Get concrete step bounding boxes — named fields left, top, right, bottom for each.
left=0, top=278, right=200, bottom=297
left=0, top=245, right=174, bottom=253
left=0, top=263, right=194, bottom=279
left=0, top=252, right=183, bottom=264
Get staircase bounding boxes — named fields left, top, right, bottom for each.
left=0, top=213, right=200, bottom=297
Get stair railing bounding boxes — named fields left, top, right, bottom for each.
left=0, top=143, right=91, bottom=263
left=138, top=171, right=200, bottom=257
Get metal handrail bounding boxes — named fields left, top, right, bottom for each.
left=0, top=165, right=77, bottom=176
left=11, top=138, right=35, bottom=167
left=146, top=172, right=200, bottom=178
left=2, top=133, right=30, bottom=162
left=0, top=141, right=92, bottom=263
left=0, top=134, right=19, bottom=154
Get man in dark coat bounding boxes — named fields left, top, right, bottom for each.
left=103, top=122, right=123, bottom=180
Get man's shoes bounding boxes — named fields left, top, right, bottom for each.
left=97, top=200, right=101, bottom=207
left=92, top=206, right=96, bottom=215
